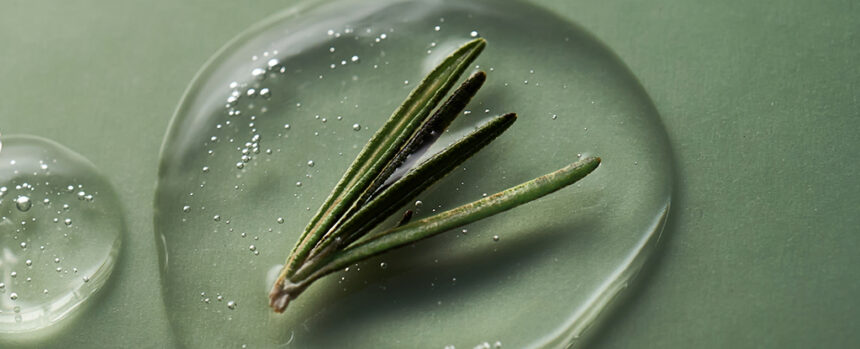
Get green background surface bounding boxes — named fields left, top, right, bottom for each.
left=1, top=0, right=857, bottom=348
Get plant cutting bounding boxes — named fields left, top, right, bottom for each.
left=269, top=37, right=601, bottom=312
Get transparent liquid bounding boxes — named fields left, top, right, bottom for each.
left=156, top=0, right=673, bottom=347
left=0, top=135, right=123, bottom=334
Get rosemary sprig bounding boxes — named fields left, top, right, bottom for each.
left=269, top=38, right=601, bottom=312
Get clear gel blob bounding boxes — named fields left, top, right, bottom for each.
left=0, top=135, right=123, bottom=334
left=156, top=0, right=674, bottom=347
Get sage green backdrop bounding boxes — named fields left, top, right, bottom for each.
left=1, top=0, right=857, bottom=348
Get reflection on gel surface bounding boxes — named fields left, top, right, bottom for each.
left=156, top=0, right=674, bottom=347
left=0, top=135, right=122, bottom=334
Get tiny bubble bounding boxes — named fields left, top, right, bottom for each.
left=15, top=195, right=32, bottom=212
left=493, top=235, right=500, bottom=242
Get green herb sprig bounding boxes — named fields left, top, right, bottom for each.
left=269, top=38, right=601, bottom=312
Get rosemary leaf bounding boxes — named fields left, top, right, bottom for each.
left=368, top=70, right=487, bottom=198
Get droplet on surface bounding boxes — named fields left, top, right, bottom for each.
left=0, top=135, right=123, bottom=334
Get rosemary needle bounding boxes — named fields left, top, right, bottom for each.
left=269, top=38, right=601, bottom=313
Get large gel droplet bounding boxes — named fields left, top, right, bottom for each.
left=156, top=0, right=674, bottom=347
left=0, top=135, right=123, bottom=334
